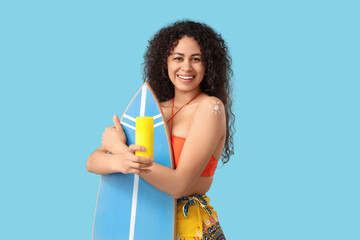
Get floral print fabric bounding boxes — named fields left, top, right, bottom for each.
left=176, top=194, right=226, bottom=240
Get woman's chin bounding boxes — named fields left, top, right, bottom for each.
left=173, top=84, right=201, bottom=94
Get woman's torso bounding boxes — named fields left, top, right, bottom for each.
left=160, top=94, right=225, bottom=196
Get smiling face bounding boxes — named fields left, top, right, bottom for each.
left=166, top=36, right=205, bottom=94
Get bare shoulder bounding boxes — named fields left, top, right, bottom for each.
left=187, top=95, right=226, bottom=142
left=196, top=96, right=225, bottom=118
left=160, top=99, right=173, bottom=108
left=193, top=96, right=226, bottom=134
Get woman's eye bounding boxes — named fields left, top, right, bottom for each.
left=193, top=58, right=201, bottom=62
left=174, top=57, right=182, bottom=61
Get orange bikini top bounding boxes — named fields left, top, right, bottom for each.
left=171, top=135, right=218, bottom=177
left=167, top=94, right=218, bottom=177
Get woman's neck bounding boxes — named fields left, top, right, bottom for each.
left=173, top=89, right=202, bottom=106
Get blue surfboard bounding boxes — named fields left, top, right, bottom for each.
left=92, top=83, right=175, bottom=240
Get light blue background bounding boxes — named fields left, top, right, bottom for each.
left=1, top=0, right=359, bottom=239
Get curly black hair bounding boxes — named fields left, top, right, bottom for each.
left=143, top=20, right=235, bottom=164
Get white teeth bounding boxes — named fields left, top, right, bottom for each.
left=178, top=75, right=194, bottom=80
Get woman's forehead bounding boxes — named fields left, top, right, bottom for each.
left=170, top=36, right=201, bottom=55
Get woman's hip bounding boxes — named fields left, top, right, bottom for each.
left=176, top=194, right=226, bottom=240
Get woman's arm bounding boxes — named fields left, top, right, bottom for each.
left=139, top=97, right=226, bottom=199
left=86, top=145, right=154, bottom=175
left=86, top=145, right=115, bottom=175
left=86, top=115, right=154, bottom=175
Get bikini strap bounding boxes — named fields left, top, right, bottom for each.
left=167, top=93, right=201, bottom=134
left=170, top=97, right=175, bottom=134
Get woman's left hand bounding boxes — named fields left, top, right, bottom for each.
left=102, top=115, right=127, bottom=153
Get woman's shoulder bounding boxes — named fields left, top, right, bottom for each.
left=190, top=94, right=226, bottom=139
left=196, top=95, right=225, bottom=115
left=160, top=99, right=172, bottom=107
left=193, top=95, right=226, bottom=133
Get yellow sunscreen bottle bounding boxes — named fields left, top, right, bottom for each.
left=135, top=117, right=154, bottom=158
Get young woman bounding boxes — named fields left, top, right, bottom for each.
left=87, top=20, right=234, bottom=240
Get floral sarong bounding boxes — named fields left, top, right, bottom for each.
left=176, top=194, right=226, bottom=240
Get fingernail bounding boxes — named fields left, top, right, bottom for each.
left=142, top=147, right=146, bottom=151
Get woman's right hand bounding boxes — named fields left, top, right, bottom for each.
left=102, top=115, right=128, bottom=154
left=111, top=144, right=154, bottom=174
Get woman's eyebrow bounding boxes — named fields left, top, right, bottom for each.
left=173, top=52, right=202, bottom=57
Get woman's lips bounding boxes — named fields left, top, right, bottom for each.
left=177, top=75, right=195, bottom=83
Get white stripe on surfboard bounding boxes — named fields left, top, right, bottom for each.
left=123, top=114, right=136, bottom=122
left=129, top=85, right=147, bottom=240
left=120, top=121, right=135, bottom=131
left=140, top=85, right=147, bottom=117
left=129, top=174, right=139, bottom=240
left=154, top=121, right=164, bottom=128
left=153, top=113, right=161, bottom=120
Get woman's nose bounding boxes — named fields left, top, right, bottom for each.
left=181, top=60, right=193, bottom=71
